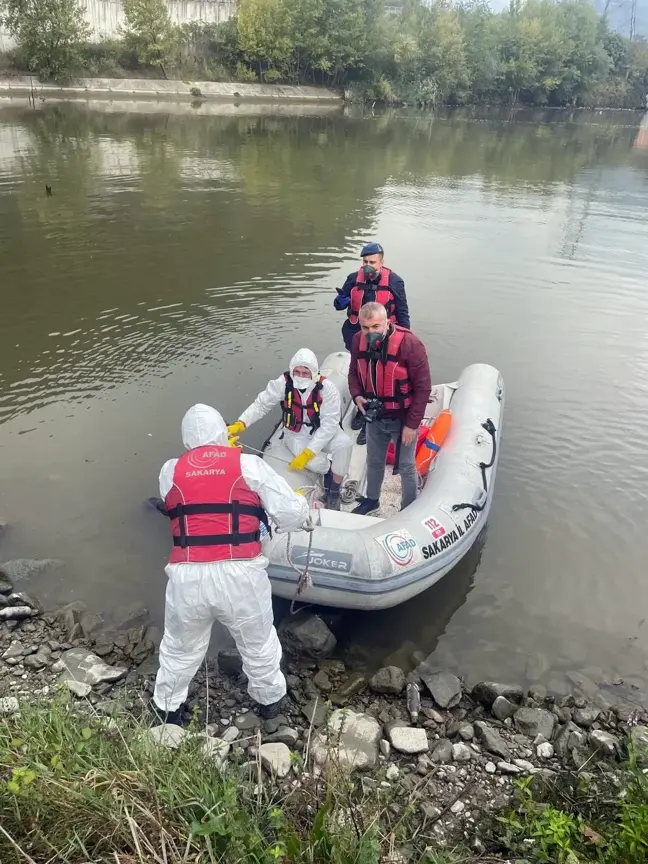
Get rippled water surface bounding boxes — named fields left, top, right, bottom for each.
left=1, top=101, right=648, bottom=701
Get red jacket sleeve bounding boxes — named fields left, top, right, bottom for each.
left=402, top=332, right=431, bottom=428
left=348, top=330, right=363, bottom=401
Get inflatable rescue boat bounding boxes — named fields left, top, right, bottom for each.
left=261, top=352, right=504, bottom=610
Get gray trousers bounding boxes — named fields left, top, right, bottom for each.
left=366, top=416, right=418, bottom=508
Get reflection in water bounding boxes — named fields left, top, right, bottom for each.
left=1, top=103, right=648, bottom=704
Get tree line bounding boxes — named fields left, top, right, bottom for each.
left=1, top=0, right=648, bottom=108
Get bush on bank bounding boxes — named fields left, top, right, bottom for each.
left=0, top=0, right=648, bottom=107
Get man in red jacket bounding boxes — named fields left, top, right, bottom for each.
left=348, top=303, right=431, bottom=515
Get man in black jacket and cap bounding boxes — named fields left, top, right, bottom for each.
left=334, top=242, right=410, bottom=442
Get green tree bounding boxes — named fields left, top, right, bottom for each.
left=0, top=0, right=90, bottom=80
left=235, top=0, right=292, bottom=79
left=459, top=0, right=502, bottom=101
left=121, top=0, right=177, bottom=75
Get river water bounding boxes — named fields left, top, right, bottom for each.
left=1, top=101, right=647, bottom=704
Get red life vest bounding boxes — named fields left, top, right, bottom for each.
left=356, top=325, right=412, bottom=413
left=281, top=373, right=325, bottom=434
left=348, top=267, right=396, bottom=325
left=165, top=445, right=269, bottom=564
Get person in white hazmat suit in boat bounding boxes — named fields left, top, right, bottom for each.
left=227, top=349, right=352, bottom=511
left=152, top=403, right=311, bottom=725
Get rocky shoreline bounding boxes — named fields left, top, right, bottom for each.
left=1, top=559, right=648, bottom=855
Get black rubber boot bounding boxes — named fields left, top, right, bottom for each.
left=357, top=424, right=367, bottom=446
left=351, top=408, right=364, bottom=431
left=352, top=497, right=380, bottom=516
left=258, top=698, right=284, bottom=720
left=150, top=701, right=185, bottom=727
left=326, top=480, right=341, bottom=510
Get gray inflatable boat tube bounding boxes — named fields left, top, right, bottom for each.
left=261, top=356, right=504, bottom=610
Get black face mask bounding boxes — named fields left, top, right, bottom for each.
left=366, top=330, right=386, bottom=358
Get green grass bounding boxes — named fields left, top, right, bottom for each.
left=3, top=697, right=646, bottom=863
left=0, top=696, right=466, bottom=864
left=494, top=750, right=648, bottom=864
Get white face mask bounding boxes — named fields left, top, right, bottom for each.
left=292, top=375, right=313, bottom=392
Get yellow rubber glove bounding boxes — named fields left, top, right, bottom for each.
left=227, top=420, right=246, bottom=436
left=288, top=448, right=316, bottom=472
left=227, top=420, right=246, bottom=447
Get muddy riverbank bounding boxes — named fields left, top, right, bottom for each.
left=0, top=76, right=342, bottom=104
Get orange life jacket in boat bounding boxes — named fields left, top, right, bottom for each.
left=348, top=267, right=396, bottom=325
left=281, top=373, right=325, bottom=434
left=165, top=445, right=268, bottom=564
left=356, top=325, right=412, bottom=413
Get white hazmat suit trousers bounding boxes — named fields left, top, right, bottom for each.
left=154, top=404, right=309, bottom=712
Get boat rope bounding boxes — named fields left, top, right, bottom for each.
left=452, top=418, right=496, bottom=513
left=238, top=440, right=320, bottom=613
left=286, top=522, right=315, bottom=615
left=238, top=442, right=293, bottom=465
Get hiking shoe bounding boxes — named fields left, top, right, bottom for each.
left=150, top=701, right=184, bottom=727
left=258, top=699, right=284, bottom=720
left=352, top=497, right=380, bottom=516
left=350, top=408, right=364, bottom=431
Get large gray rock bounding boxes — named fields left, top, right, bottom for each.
left=472, top=682, right=524, bottom=709
left=24, top=652, right=48, bottom=671
left=492, top=696, right=518, bottom=721
left=514, top=707, right=555, bottom=740
left=2, top=640, right=24, bottom=660
left=280, top=613, right=336, bottom=659
left=474, top=721, right=511, bottom=760
left=0, top=573, right=13, bottom=595
left=144, top=724, right=186, bottom=749
left=265, top=727, right=299, bottom=747
left=201, top=737, right=230, bottom=765
left=8, top=592, right=43, bottom=613
left=573, top=706, right=600, bottom=728
left=452, top=742, right=472, bottom=762
left=369, top=666, right=406, bottom=696
left=417, top=666, right=462, bottom=708
left=431, top=738, right=453, bottom=763
left=0, top=696, right=19, bottom=714
left=311, top=709, right=381, bottom=772
left=0, top=605, right=39, bottom=621
left=331, top=673, right=366, bottom=705
left=313, top=669, right=332, bottom=692
left=302, top=698, right=328, bottom=728
left=589, top=730, right=618, bottom=758
left=235, top=711, right=261, bottom=731
left=554, top=722, right=582, bottom=759
left=65, top=680, right=92, bottom=698
left=388, top=726, right=429, bottom=755
left=259, top=742, right=291, bottom=778
left=59, top=648, right=127, bottom=687
left=55, top=602, right=91, bottom=641
left=0, top=558, right=63, bottom=583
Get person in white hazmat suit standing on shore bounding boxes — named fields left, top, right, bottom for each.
left=152, top=403, right=311, bottom=725
left=227, top=349, right=352, bottom=510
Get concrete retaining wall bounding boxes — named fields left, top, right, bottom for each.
left=0, top=76, right=342, bottom=103
left=0, top=0, right=236, bottom=51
